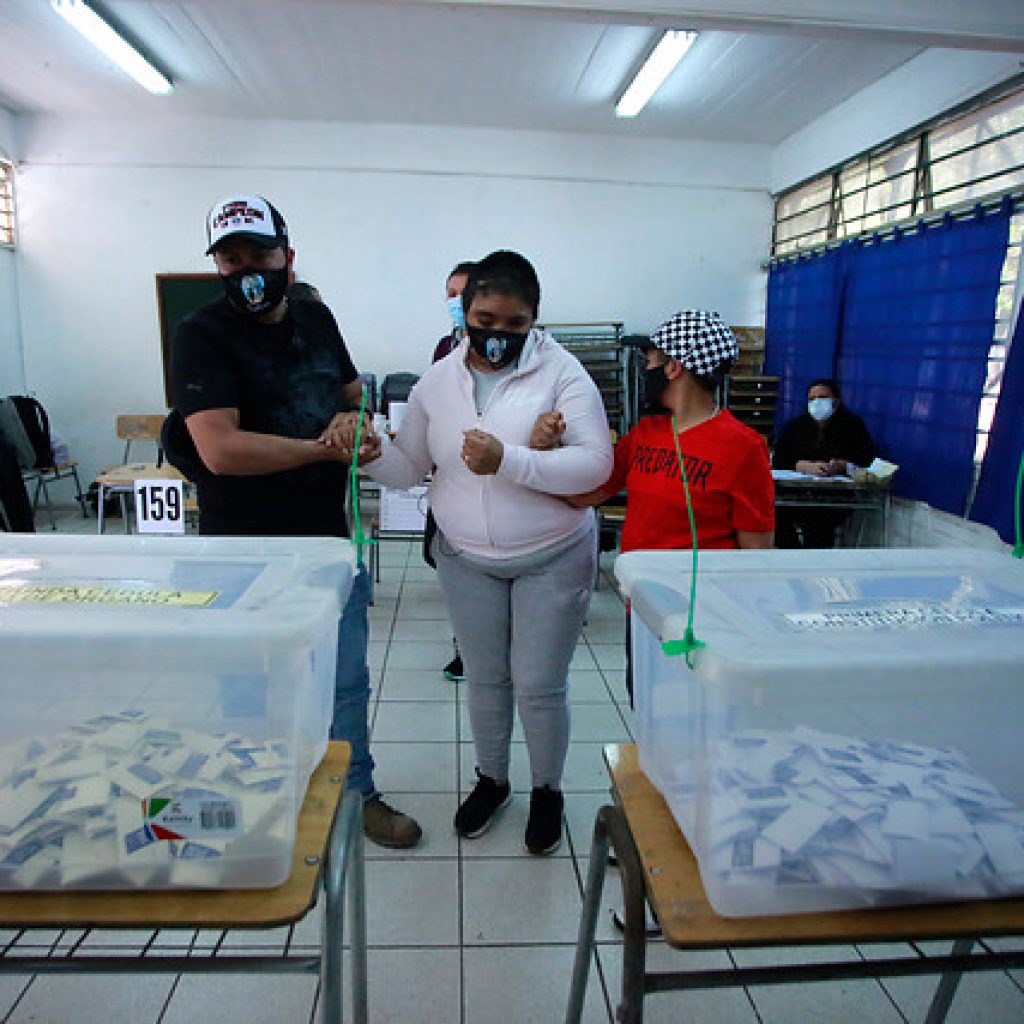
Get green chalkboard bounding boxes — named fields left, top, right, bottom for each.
left=156, top=273, right=223, bottom=405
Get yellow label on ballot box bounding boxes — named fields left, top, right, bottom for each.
left=0, top=585, right=218, bottom=607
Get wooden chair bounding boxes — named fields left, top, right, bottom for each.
left=95, top=414, right=171, bottom=533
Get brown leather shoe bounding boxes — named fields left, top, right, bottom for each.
left=363, top=796, right=422, bottom=849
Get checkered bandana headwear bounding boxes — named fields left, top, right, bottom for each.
left=648, top=310, right=738, bottom=376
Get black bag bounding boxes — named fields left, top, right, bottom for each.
left=0, top=397, right=38, bottom=470
left=0, top=439, right=35, bottom=532
left=7, top=395, right=54, bottom=469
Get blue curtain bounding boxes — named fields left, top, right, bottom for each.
left=970, top=307, right=1024, bottom=545
left=763, top=247, right=844, bottom=428
left=765, top=203, right=1011, bottom=515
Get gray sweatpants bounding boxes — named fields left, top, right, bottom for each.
left=433, top=523, right=597, bottom=789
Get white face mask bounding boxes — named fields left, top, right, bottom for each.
left=446, top=295, right=466, bottom=331
left=808, top=397, right=835, bottom=422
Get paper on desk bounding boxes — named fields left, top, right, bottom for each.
left=772, top=469, right=852, bottom=482
left=866, top=458, right=898, bottom=481
left=388, top=401, right=408, bottom=432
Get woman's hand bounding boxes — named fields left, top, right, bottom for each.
left=529, top=411, right=565, bottom=450
left=795, top=459, right=829, bottom=477
left=462, top=429, right=503, bottom=475
left=320, top=412, right=381, bottom=464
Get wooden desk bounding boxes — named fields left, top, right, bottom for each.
left=0, top=741, right=366, bottom=1024
left=566, top=744, right=1024, bottom=1024
left=774, top=477, right=891, bottom=547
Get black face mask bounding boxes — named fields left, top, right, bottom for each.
left=467, top=326, right=529, bottom=370
left=220, top=265, right=289, bottom=317
left=642, top=365, right=670, bottom=414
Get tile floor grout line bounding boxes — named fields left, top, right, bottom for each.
left=0, top=976, right=36, bottom=1024
left=727, top=946, right=768, bottom=1024
left=855, top=942, right=913, bottom=1024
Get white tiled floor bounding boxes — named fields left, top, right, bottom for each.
left=4, top=512, right=1024, bottom=1022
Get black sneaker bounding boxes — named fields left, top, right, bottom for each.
left=455, top=770, right=511, bottom=838
left=525, top=785, right=563, bottom=855
left=443, top=653, right=464, bottom=682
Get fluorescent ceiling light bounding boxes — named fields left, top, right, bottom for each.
left=51, top=0, right=173, bottom=95
left=615, top=30, right=697, bottom=118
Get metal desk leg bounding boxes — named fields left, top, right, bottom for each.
left=321, top=789, right=367, bottom=1024
left=924, top=938, right=973, bottom=1024
left=607, top=806, right=650, bottom=1024
left=566, top=806, right=612, bottom=1024
left=566, top=805, right=650, bottom=1024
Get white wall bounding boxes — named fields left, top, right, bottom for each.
left=0, top=107, right=23, bottom=395
left=771, top=50, right=1024, bottom=192
left=15, top=115, right=772, bottom=484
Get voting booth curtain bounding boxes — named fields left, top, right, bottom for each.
left=970, top=304, right=1024, bottom=545
left=763, top=247, right=845, bottom=430
left=765, top=201, right=1011, bottom=515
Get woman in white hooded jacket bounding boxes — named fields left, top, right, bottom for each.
left=331, top=251, right=612, bottom=855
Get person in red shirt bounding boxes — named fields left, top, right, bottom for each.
left=559, top=309, right=775, bottom=699
left=570, top=310, right=774, bottom=548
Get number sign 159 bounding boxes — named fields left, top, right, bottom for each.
left=133, top=478, right=185, bottom=535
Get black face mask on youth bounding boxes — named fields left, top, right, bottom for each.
left=220, top=265, right=289, bottom=317
left=642, top=364, right=670, bottom=414
left=467, top=326, right=529, bottom=370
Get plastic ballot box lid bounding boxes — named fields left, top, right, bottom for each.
left=615, top=547, right=1024, bottom=676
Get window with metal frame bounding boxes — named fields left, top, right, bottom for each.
left=771, top=81, right=1024, bottom=484
left=0, top=160, right=13, bottom=248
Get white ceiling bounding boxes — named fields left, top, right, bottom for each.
left=0, top=0, right=1021, bottom=144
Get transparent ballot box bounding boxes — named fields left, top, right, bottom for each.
left=0, top=534, right=355, bottom=890
left=616, top=548, right=1024, bottom=917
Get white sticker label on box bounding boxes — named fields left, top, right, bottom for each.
left=786, top=604, right=1024, bottom=632
left=143, top=794, right=243, bottom=841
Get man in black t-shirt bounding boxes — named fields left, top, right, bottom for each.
left=171, top=194, right=421, bottom=848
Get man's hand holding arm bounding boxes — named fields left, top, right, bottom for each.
left=186, top=408, right=349, bottom=475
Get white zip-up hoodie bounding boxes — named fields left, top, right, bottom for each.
left=367, top=329, right=613, bottom=559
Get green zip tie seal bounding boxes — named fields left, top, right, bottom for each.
left=665, top=415, right=705, bottom=669
left=347, top=387, right=377, bottom=562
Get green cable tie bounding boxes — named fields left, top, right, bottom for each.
left=347, top=387, right=377, bottom=561
left=663, top=415, right=703, bottom=669
left=662, top=630, right=706, bottom=665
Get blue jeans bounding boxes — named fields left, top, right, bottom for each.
left=330, top=562, right=376, bottom=799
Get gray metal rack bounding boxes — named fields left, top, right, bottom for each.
left=540, top=321, right=630, bottom=434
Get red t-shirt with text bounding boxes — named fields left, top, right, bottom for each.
left=605, top=411, right=774, bottom=552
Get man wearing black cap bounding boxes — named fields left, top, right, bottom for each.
left=169, top=194, right=421, bottom=849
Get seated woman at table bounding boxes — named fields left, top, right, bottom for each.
left=772, top=377, right=876, bottom=548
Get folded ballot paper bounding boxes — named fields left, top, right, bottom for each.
left=685, top=725, right=1024, bottom=914
left=0, top=711, right=310, bottom=890
left=852, top=458, right=899, bottom=484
